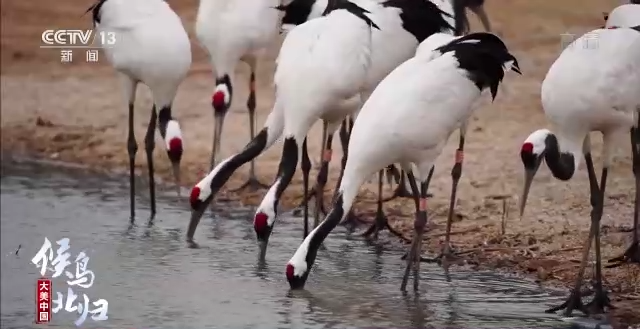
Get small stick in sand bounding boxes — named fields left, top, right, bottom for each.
left=501, top=198, right=509, bottom=236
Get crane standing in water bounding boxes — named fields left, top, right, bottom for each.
left=285, top=32, right=521, bottom=291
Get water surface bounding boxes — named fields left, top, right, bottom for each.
left=1, top=156, right=574, bottom=329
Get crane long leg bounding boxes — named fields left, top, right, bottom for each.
left=400, top=170, right=427, bottom=292
left=231, top=71, right=270, bottom=192
left=382, top=170, right=416, bottom=202
left=318, top=120, right=328, bottom=168
left=545, top=152, right=603, bottom=316
left=332, top=118, right=350, bottom=204
left=331, top=118, right=351, bottom=202
left=607, top=126, right=640, bottom=267
left=292, top=125, right=329, bottom=217
left=123, top=77, right=138, bottom=223
left=144, top=106, right=158, bottom=219
left=314, top=122, right=333, bottom=229
left=585, top=166, right=614, bottom=314
left=301, top=137, right=312, bottom=238
left=127, top=101, right=138, bottom=223
left=385, top=164, right=402, bottom=187
left=381, top=166, right=434, bottom=204
left=398, top=166, right=434, bottom=261
left=469, top=4, right=492, bottom=32
left=334, top=117, right=366, bottom=231
left=361, top=170, right=407, bottom=241
left=423, top=129, right=466, bottom=263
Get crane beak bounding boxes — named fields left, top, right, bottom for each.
left=212, top=112, right=225, bottom=168
left=512, top=62, right=522, bottom=75
left=258, top=239, right=269, bottom=256
left=172, top=163, right=181, bottom=197
left=518, top=153, right=545, bottom=219
left=518, top=168, right=536, bottom=219
left=186, top=201, right=208, bottom=243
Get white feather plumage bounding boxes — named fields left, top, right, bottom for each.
left=606, top=4, right=640, bottom=28
left=537, top=27, right=640, bottom=167
left=286, top=32, right=520, bottom=289
left=97, top=0, right=191, bottom=108
left=195, top=0, right=281, bottom=79
left=91, top=0, right=191, bottom=220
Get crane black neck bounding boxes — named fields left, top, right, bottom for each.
left=292, top=191, right=346, bottom=289
left=206, top=129, right=269, bottom=199
left=544, top=133, right=575, bottom=181
left=381, top=0, right=455, bottom=42
left=215, top=75, right=233, bottom=95
left=157, top=105, right=173, bottom=139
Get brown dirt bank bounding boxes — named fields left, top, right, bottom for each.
left=1, top=0, right=639, bottom=327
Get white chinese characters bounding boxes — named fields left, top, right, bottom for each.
left=56, top=50, right=100, bottom=63
left=560, top=31, right=601, bottom=51
left=86, top=49, right=99, bottom=62
left=31, top=237, right=108, bottom=327
left=52, top=287, right=108, bottom=326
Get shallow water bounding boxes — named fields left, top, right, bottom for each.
left=1, top=156, right=576, bottom=329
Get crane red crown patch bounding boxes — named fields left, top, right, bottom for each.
left=189, top=187, right=201, bottom=209
left=286, top=264, right=295, bottom=280
left=254, top=212, right=269, bottom=233
left=212, top=91, right=226, bottom=108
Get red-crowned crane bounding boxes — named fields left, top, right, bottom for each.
left=248, top=0, right=470, bottom=254
left=518, top=24, right=640, bottom=316
left=379, top=0, right=494, bottom=205
left=195, top=0, right=284, bottom=192
left=86, top=0, right=191, bottom=221
left=187, top=0, right=468, bottom=249
left=285, top=32, right=521, bottom=291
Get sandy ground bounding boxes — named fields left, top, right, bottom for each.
left=1, top=0, right=639, bottom=326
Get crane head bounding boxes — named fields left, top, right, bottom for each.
left=163, top=119, right=183, bottom=195
left=254, top=207, right=276, bottom=254
left=187, top=177, right=214, bottom=244
left=212, top=75, right=232, bottom=114
left=286, top=262, right=310, bottom=290
left=518, top=129, right=552, bottom=219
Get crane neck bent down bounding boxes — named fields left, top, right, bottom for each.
left=195, top=128, right=269, bottom=206
left=158, top=105, right=174, bottom=138
left=252, top=135, right=301, bottom=241
left=543, top=131, right=583, bottom=181
left=286, top=170, right=366, bottom=289
left=156, top=105, right=183, bottom=163
left=212, top=74, right=233, bottom=111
